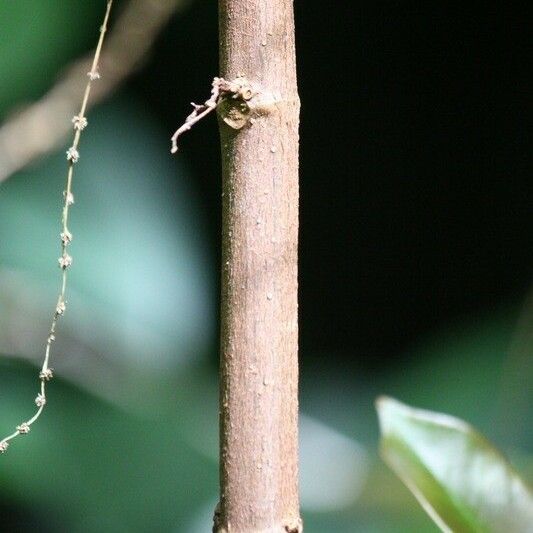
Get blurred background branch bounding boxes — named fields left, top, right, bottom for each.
left=0, top=0, right=189, bottom=183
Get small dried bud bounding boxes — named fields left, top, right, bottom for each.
left=56, top=300, right=66, bottom=316
left=47, top=334, right=56, bottom=343
left=87, top=70, right=101, bottom=80
left=58, top=254, right=72, bottom=269
left=35, top=394, right=46, bottom=407
left=66, top=147, right=79, bottom=163
left=60, top=231, right=73, bottom=245
left=39, top=368, right=54, bottom=381
left=0, top=441, right=8, bottom=454
left=17, top=423, right=30, bottom=434
left=63, top=191, right=75, bottom=206
left=72, top=115, right=88, bottom=131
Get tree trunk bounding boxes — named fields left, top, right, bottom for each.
left=215, top=1, right=301, bottom=532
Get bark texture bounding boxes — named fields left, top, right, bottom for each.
left=216, top=1, right=301, bottom=532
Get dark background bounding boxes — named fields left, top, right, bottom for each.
left=136, top=1, right=531, bottom=365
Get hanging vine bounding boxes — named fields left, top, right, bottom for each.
left=0, top=0, right=114, bottom=455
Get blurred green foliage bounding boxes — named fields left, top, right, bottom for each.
left=0, top=2, right=101, bottom=118
left=378, top=397, right=533, bottom=532
left=0, top=2, right=531, bottom=532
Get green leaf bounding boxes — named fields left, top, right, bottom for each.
left=376, top=396, right=533, bottom=533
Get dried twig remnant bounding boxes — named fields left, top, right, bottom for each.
left=0, top=0, right=114, bottom=455
left=170, top=76, right=253, bottom=154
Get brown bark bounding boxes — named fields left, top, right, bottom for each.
left=215, top=1, right=301, bottom=532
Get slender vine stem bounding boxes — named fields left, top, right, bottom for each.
left=0, top=0, right=114, bottom=455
